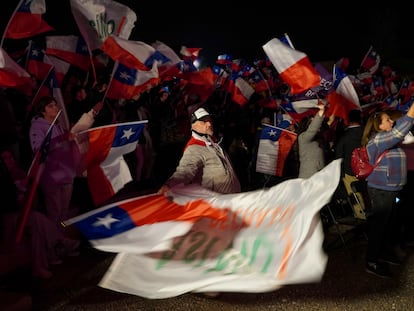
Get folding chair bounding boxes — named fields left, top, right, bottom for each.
left=322, top=178, right=368, bottom=250
left=346, top=179, right=368, bottom=220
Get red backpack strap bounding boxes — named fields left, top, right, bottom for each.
left=374, top=150, right=389, bottom=166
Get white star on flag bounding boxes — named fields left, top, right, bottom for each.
left=119, top=71, right=132, bottom=81
left=268, top=129, right=277, bottom=136
left=122, top=128, right=135, bottom=140
left=93, top=213, right=120, bottom=229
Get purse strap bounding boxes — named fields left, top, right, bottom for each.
left=374, top=150, right=389, bottom=167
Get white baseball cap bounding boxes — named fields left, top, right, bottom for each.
left=191, top=107, right=212, bottom=123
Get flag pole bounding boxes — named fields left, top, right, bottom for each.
left=283, top=33, right=295, bottom=49
left=16, top=110, right=62, bottom=242
left=24, top=40, right=33, bottom=72
left=359, top=45, right=373, bottom=70
left=101, top=60, right=119, bottom=103
left=26, top=65, right=54, bottom=114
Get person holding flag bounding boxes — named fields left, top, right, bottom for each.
left=29, top=96, right=80, bottom=236
left=157, top=106, right=241, bottom=297
left=157, top=107, right=241, bottom=196
left=297, top=100, right=329, bottom=178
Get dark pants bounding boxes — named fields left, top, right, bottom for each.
left=396, top=171, right=414, bottom=243
left=366, top=187, right=399, bottom=263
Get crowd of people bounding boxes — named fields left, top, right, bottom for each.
left=1, top=54, right=414, bottom=286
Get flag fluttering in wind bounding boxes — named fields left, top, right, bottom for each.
left=256, top=124, right=297, bottom=176
left=27, top=41, right=71, bottom=85
left=263, top=38, right=320, bottom=95
left=106, top=61, right=160, bottom=100
left=70, top=0, right=137, bottom=52
left=45, top=55, right=71, bottom=85
left=398, top=79, right=414, bottom=105
left=152, top=41, right=182, bottom=66
left=249, top=70, right=269, bottom=93
left=216, top=54, right=232, bottom=65
left=360, top=45, right=380, bottom=74
left=81, top=121, right=147, bottom=206
left=45, top=35, right=90, bottom=72
left=63, top=159, right=341, bottom=298
left=326, top=65, right=360, bottom=124
left=180, top=46, right=202, bottom=61
left=151, top=40, right=182, bottom=78
left=291, top=62, right=333, bottom=101
left=332, top=65, right=360, bottom=107
left=26, top=41, right=52, bottom=81
left=2, top=0, right=54, bottom=41
left=0, top=47, right=32, bottom=90
left=227, top=75, right=255, bottom=106
left=280, top=99, right=320, bottom=123
left=69, top=0, right=137, bottom=82
left=101, top=35, right=157, bottom=70
left=179, top=67, right=216, bottom=101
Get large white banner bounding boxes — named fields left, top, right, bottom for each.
left=66, top=159, right=342, bottom=298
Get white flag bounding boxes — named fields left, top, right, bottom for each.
left=70, top=0, right=137, bottom=51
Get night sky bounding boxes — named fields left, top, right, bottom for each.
left=1, top=1, right=414, bottom=73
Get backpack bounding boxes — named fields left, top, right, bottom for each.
left=351, top=147, right=388, bottom=180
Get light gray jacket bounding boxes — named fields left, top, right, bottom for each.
left=165, top=132, right=241, bottom=194
left=298, top=114, right=325, bottom=179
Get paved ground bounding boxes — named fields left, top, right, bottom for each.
left=3, top=224, right=414, bottom=311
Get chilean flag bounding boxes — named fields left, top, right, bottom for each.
left=106, top=62, right=160, bottom=100
left=281, top=99, right=320, bottom=123
left=27, top=42, right=70, bottom=85
left=178, top=67, right=215, bottom=101
left=45, top=35, right=90, bottom=72
left=249, top=70, right=269, bottom=93
left=216, top=54, right=232, bottom=65
left=180, top=46, right=202, bottom=61
left=82, top=121, right=148, bottom=206
left=228, top=76, right=255, bottom=106
left=326, top=65, right=360, bottom=125
left=360, top=45, right=380, bottom=74
left=256, top=124, right=297, bottom=176
left=101, top=35, right=157, bottom=71
left=151, top=40, right=182, bottom=79
left=26, top=41, right=52, bottom=81
left=62, top=188, right=231, bottom=252
left=332, top=65, right=360, bottom=107
left=0, top=47, right=32, bottom=89
left=46, top=55, right=71, bottom=86
left=262, top=38, right=320, bottom=95
left=4, top=0, right=54, bottom=39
